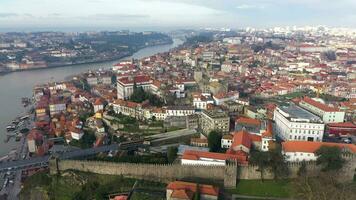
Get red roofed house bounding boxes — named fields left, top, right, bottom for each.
left=326, top=122, right=356, bottom=137
left=299, top=97, right=345, bottom=123
left=27, top=129, right=48, bottom=156
left=117, top=75, right=152, bottom=100
left=181, top=150, right=248, bottom=166
left=282, top=141, right=356, bottom=162
left=166, top=181, right=219, bottom=200
left=93, top=98, right=106, bottom=113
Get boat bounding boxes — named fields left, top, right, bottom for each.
left=6, top=125, right=16, bottom=132
left=21, top=97, right=31, bottom=107
left=20, top=115, right=30, bottom=121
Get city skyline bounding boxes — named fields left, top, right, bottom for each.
left=1, top=0, right=356, bottom=31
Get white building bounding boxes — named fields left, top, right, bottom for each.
left=181, top=150, right=245, bottom=166
left=192, top=93, right=214, bottom=110
left=299, top=97, right=345, bottom=123
left=117, top=75, right=152, bottom=100
left=166, top=106, right=195, bottom=117
left=282, top=141, right=356, bottom=162
left=213, top=91, right=239, bottom=105
left=274, top=105, right=325, bottom=142
left=70, top=128, right=84, bottom=140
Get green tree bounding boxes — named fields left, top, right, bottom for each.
left=269, top=144, right=289, bottom=179
left=249, top=151, right=270, bottom=182
left=167, top=146, right=178, bottom=163
left=207, top=131, right=222, bottom=152
left=316, top=146, right=345, bottom=172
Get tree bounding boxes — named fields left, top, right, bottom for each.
left=316, top=146, right=345, bottom=172
left=167, top=146, right=178, bottom=163
left=249, top=151, right=270, bottom=182
left=207, top=131, right=222, bottom=152
left=269, top=144, right=289, bottom=179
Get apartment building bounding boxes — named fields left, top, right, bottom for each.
left=200, top=110, right=230, bottom=135
left=274, top=105, right=325, bottom=142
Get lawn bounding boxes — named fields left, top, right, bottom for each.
left=227, top=179, right=292, bottom=198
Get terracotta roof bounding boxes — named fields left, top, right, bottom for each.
left=262, top=121, right=273, bottom=138
left=171, top=189, right=194, bottom=199
left=231, top=130, right=252, bottom=149
left=282, top=141, right=356, bottom=154
left=182, top=150, right=246, bottom=162
left=327, top=122, right=356, bottom=128
left=236, top=117, right=261, bottom=126
left=302, top=97, right=339, bottom=112
left=118, top=75, right=151, bottom=85
left=167, top=181, right=219, bottom=197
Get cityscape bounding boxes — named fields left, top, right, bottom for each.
left=0, top=1, right=356, bottom=200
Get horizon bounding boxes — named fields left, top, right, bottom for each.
left=1, top=0, right=356, bottom=31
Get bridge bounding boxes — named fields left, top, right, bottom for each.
left=0, top=141, right=144, bottom=173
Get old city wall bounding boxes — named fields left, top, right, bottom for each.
left=238, top=154, right=355, bottom=181
left=49, top=155, right=355, bottom=188
left=49, top=159, right=238, bottom=188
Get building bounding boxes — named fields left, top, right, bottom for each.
left=112, top=99, right=144, bottom=120
left=213, top=91, right=239, bottom=105
left=192, top=93, right=214, bottom=110
left=200, top=110, right=230, bottom=135
left=117, top=75, right=152, bottom=100
left=326, top=122, right=356, bottom=137
left=27, top=129, right=47, bottom=156
left=274, top=105, right=325, bottom=142
left=166, top=181, right=219, bottom=200
left=166, top=106, right=195, bottom=117
left=299, top=97, right=345, bottom=123
left=235, top=117, right=264, bottom=135
left=282, top=141, right=356, bottom=162
left=49, top=99, right=66, bottom=116
left=181, top=150, right=247, bottom=166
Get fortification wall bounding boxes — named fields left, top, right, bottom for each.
left=49, top=159, right=238, bottom=188
left=49, top=155, right=355, bottom=188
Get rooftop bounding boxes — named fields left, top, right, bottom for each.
left=278, top=105, right=322, bottom=123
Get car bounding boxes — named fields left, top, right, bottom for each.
left=341, top=138, right=352, bottom=144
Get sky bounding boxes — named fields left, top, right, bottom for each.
left=1, top=0, right=356, bottom=31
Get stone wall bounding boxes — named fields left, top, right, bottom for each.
left=49, top=155, right=355, bottom=189
left=49, top=159, right=238, bottom=188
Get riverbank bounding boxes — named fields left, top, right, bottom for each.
left=0, top=41, right=173, bottom=76
left=0, top=38, right=183, bottom=157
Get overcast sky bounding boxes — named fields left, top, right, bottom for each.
left=1, top=0, right=356, bottom=31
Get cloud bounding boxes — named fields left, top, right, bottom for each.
left=88, top=14, right=149, bottom=20
left=0, top=13, right=19, bottom=18
left=236, top=4, right=265, bottom=9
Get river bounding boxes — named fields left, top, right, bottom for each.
left=0, top=39, right=183, bottom=157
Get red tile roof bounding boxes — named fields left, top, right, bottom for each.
left=167, top=181, right=219, bottom=197
left=282, top=141, right=356, bottom=153
left=302, top=97, right=339, bottom=112
left=182, top=150, right=246, bottom=163
left=118, top=75, right=151, bottom=85
left=236, top=117, right=261, bottom=126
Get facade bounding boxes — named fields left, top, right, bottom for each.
left=117, top=75, right=152, bottom=100
left=166, top=106, right=195, bottom=117
left=192, top=93, right=214, bottom=110
left=274, top=105, right=325, bottom=142
left=112, top=99, right=144, bottom=120
left=299, top=97, right=345, bottom=123
left=282, top=141, right=356, bottom=162
left=49, top=102, right=66, bottom=116
left=200, top=110, right=230, bottom=135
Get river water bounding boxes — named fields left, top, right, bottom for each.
left=0, top=39, right=183, bottom=157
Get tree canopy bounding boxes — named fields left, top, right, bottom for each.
left=207, top=131, right=222, bottom=152
left=316, top=146, right=345, bottom=172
